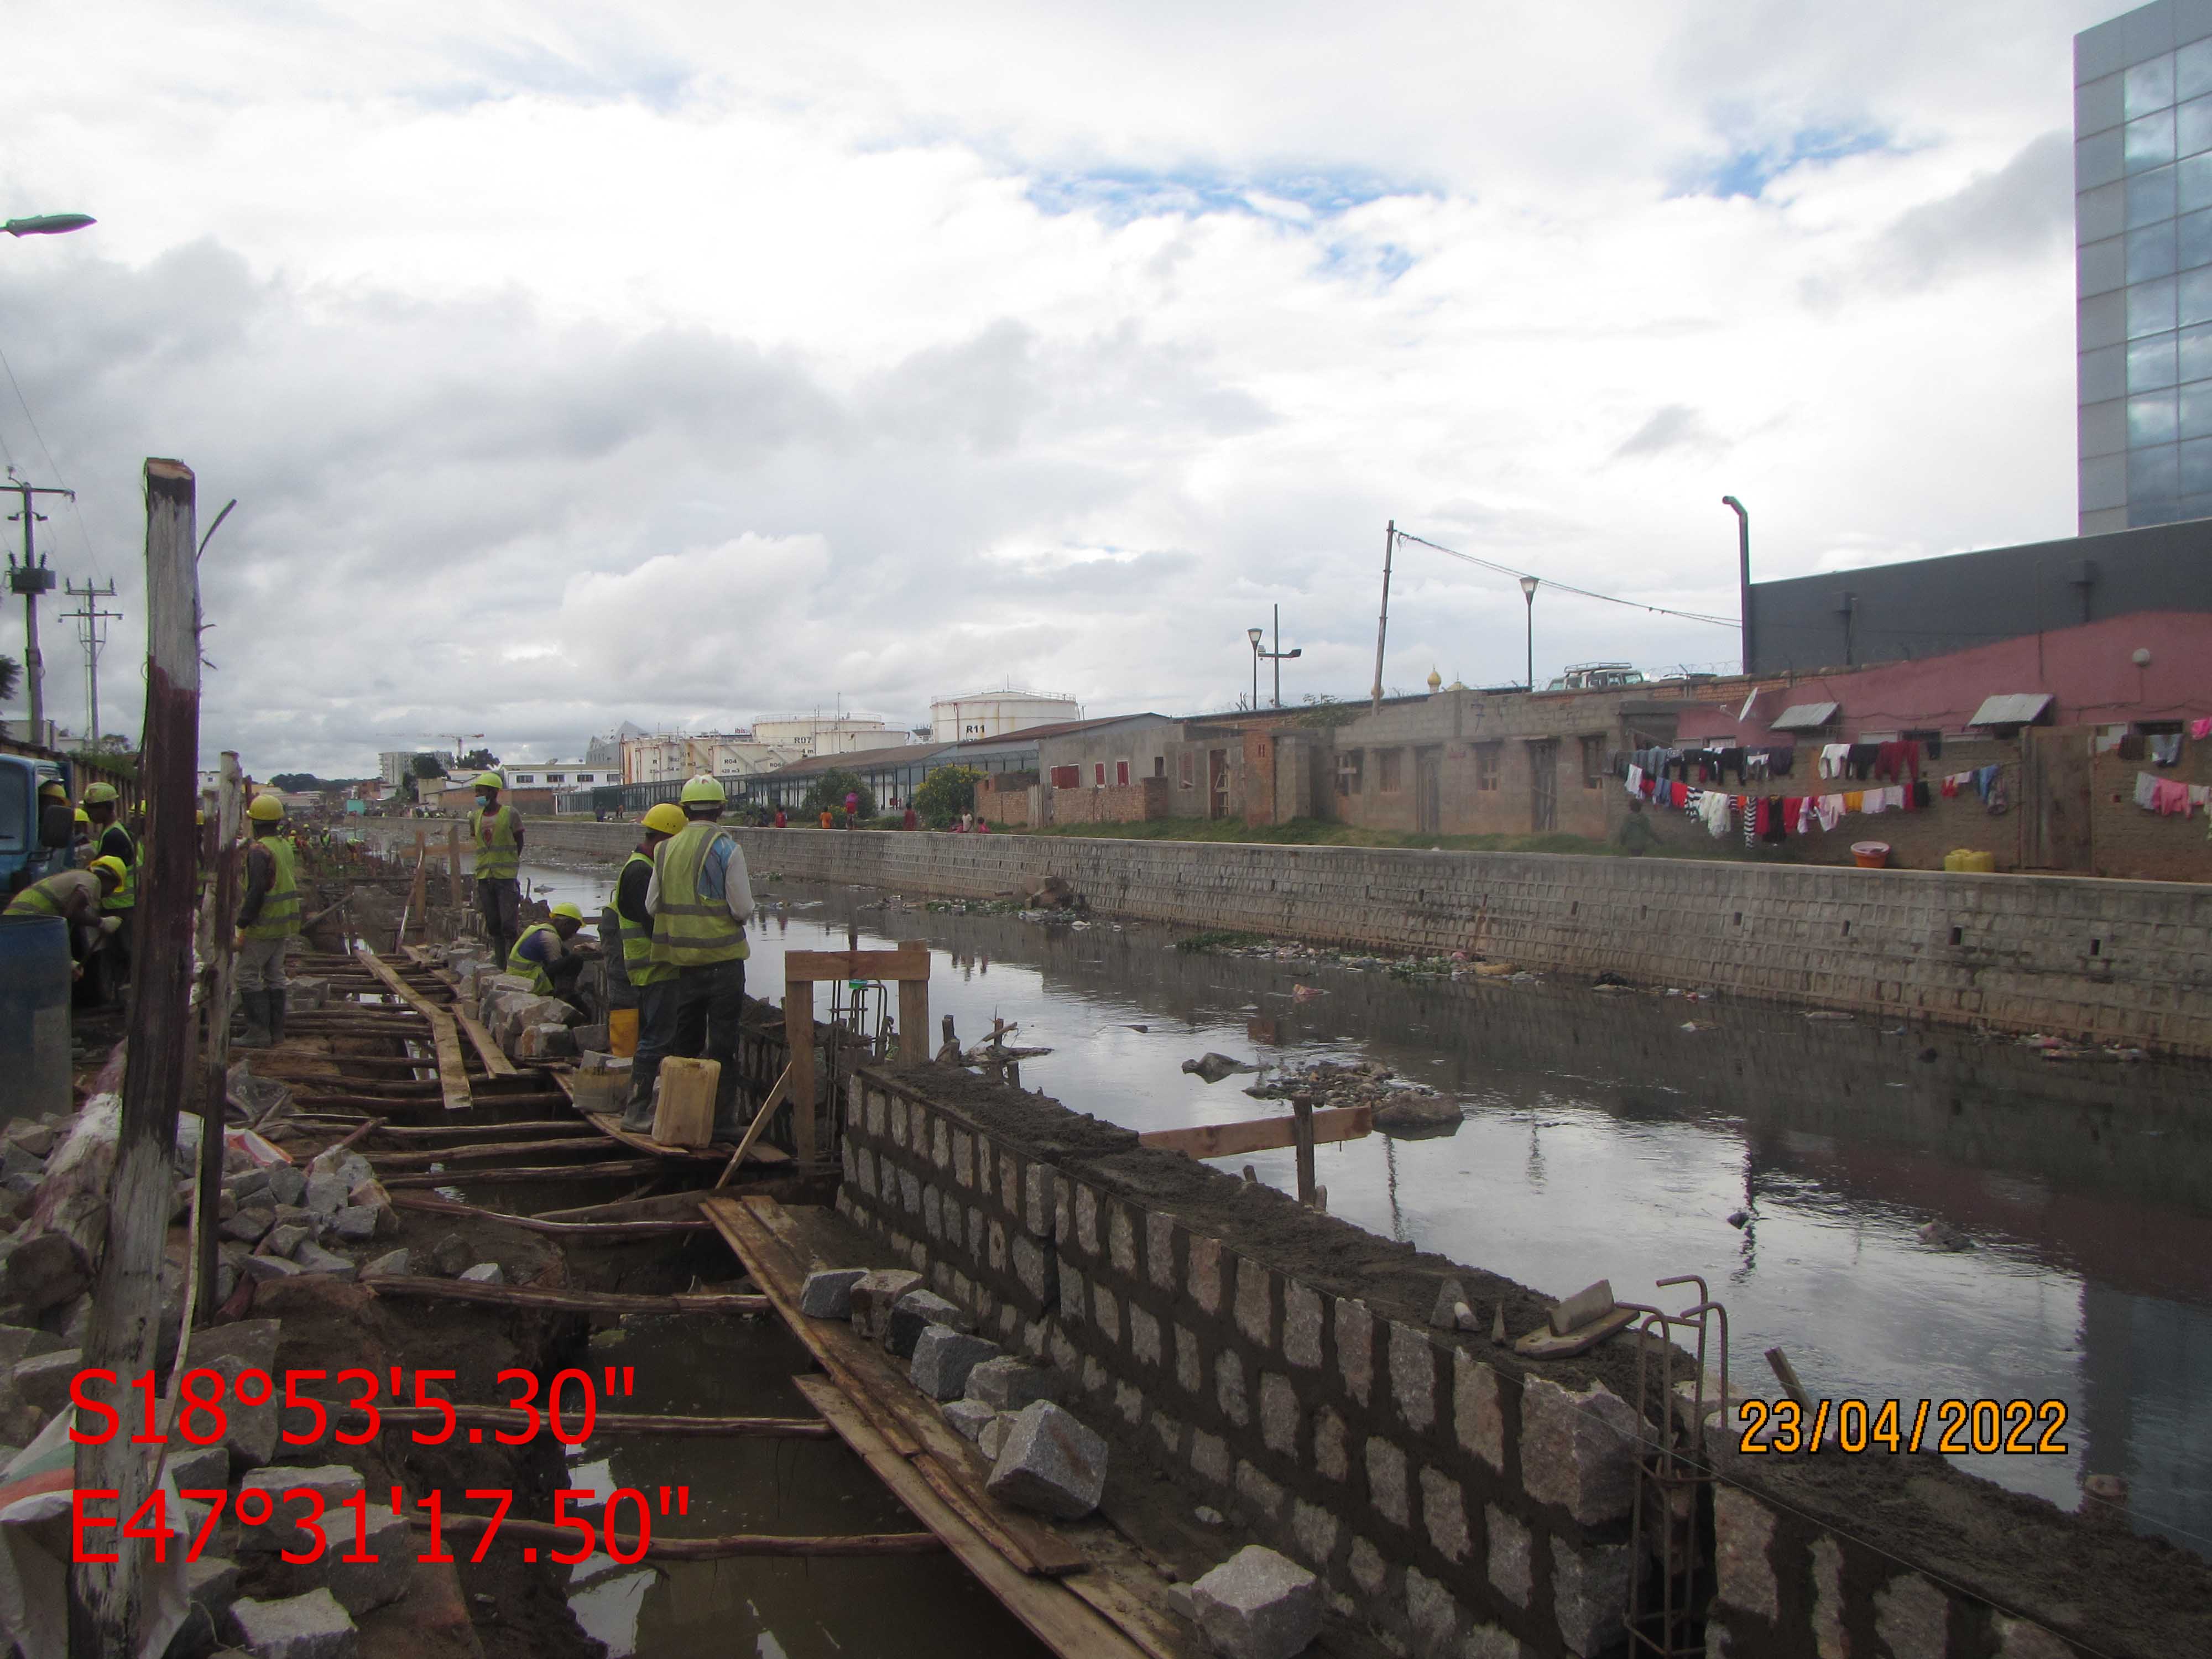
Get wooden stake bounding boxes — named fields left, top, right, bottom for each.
left=1291, top=1094, right=1317, bottom=1206
left=446, top=821, right=463, bottom=909
left=71, top=457, right=199, bottom=1659
left=716, top=1062, right=791, bottom=1188
left=785, top=977, right=816, bottom=1164
left=195, top=754, right=243, bottom=1319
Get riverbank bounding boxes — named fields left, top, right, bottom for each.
left=374, top=819, right=2212, bottom=1057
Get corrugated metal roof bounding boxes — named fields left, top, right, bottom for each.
left=1967, top=693, right=2053, bottom=727
left=1770, top=701, right=1840, bottom=731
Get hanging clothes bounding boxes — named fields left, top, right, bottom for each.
left=2151, top=733, right=2184, bottom=766
left=1844, top=791, right=1864, bottom=812
left=1815, top=795, right=1844, bottom=831
left=2191, top=717, right=2212, bottom=740
left=1698, top=790, right=1732, bottom=838
left=2155, top=777, right=2190, bottom=815
left=1974, top=765, right=2002, bottom=802
left=2135, top=771, right=2160, bottom=811
left=1767, top=748, right=1795, bottom=778
left=1625, top=764, right=1645, bottom=798
left=1819, top=743, right=1851, bottom=779
left=1845, top=743, right=1880, bottom=780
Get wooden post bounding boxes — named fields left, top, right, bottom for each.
left=785, top=977, right=815, bottom=1164
left=1291, top=1094, right=1318, bottom=1206
left=898, top=975, right=928, bottom=1063
left=70, top=458, right=199, bottom=1659
left=195, top=754, right=243, bottom=1319
left=446, top=821, right=463, bottom=909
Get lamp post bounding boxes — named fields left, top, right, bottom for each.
left=1252, top=603, right=1302, bottom=708
left=1519, top=576, right=1538, bottom=691
left=1721, top=495, right=1750, bottom=674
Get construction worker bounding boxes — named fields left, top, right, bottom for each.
left=80, top=782, right=137, bottom=984
left=469, top=771, right=524, bottom=967
left=618, top=802, right=687, bottom=1131
left=5, top=856, right=126, bottom=974
left=508, top=901, right=593, bottom=1006
left=70, top=807, right=93, bottom=867
left=646, top=776, right=755, bottom=1138
left=232, top=792, right=300, bottom=1047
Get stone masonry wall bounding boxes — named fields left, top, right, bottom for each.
left=505, top=821, right=2212, bottom=1056
left=827, top=1063, right=2187, bottom=1658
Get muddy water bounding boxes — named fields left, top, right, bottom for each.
left=518, top=863, right=2212, bottom=1561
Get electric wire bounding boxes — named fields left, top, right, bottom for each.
left=0, top=331, right=101, bottom=567
left=1393, top=528, right=1743, bottom=629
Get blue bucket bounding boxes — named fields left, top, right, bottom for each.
left=0, top=915, right=72, bottom=1120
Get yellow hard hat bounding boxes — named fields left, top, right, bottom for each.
left=38, top=781, right=66, bottom=801
left=82, top=782, right=119, bottom=805
left=247, top=793, right=285, bottom=822
left=474, top=772, right=503, bottom=790
left=679, top=775, right=726, bottom=804
left=74, top=808, right=90, bottom=826
left=550, top=901, right=585, bottom=922
left=90, top=855, right=128, bottom=885
left=640, top=803, right=687, bottom=836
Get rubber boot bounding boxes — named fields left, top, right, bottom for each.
left=236, top=990, right=272, bottom=1049
left=619, top=1076, right=658, bottom=1135
left=267, top=989, right=288, bottom=1046
left=710, top=1073, right=746, bottom=1144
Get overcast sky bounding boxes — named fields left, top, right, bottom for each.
left=0, top=1, right=2108, bottom=775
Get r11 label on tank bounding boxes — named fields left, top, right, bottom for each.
left=1736, top=1397, right=2068, bottom=1455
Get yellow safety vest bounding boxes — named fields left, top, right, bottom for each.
left=618, top=851, right=674, bottom=989
left=650, top=822, right=748, bottom=968
left=507, top=921, right=559, bottom=995
left=6, top=869, right=96, bottom=919
left=239, top=835, right=301, bottom=941
left=98, top=824, right=137, bottom=912
left=472, top=803, right=521, bottom=880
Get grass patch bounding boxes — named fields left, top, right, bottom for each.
left=1176, top=929, right=1270, bottom=953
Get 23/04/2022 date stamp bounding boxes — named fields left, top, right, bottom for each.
left=1737, top=1397, right=2070, bottom=1456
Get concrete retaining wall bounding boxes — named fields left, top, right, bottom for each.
left=828, top=1062, right=2200, bottom=1658
left=499, top=820, right=2212, bottom=1056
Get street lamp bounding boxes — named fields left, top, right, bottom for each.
left=1721, top=495, right=1750, bottom=674
left=1252, top=603, right=1301, bottom=708
left=3, top=214, right=96, bottom=238
left=1519, top=576, right=1538, bottom=691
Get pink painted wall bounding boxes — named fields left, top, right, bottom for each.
left=1673, top=611, right=2212, bottom=747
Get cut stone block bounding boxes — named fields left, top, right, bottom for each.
left=910, top=1327, right=1000, bottom=1401
left=848, top=1269, right=924, bottom=1343
left=1190, top=1545, right=1323, bottom=1659
left=321, top=1507, right=411, bottom=1614
left=884, top=1289, right=972, bottom=1359
left=240, top=1463, right=365, bottom=1511
left=221, top=1207, right=276, bottom=1244
left=228, top=1587, right=358, bottom=1659
left=797, top=1267, right=870, bottom=1320
left=240, top=1254, right=308, bottom=1282
left=963, top=1357, right=1058, bottom=1413
left=978, top=1413, right=1015, bottom=1462
left=170, top=1442, right=232, bottom=1492
left=515, top=1022, right=576, bottom=1062
left=942, top=1399, right=995, bottom=1442
left=984, top=1400, right=1107, bottom=1520
left=330, top=1207, right=380, bottom=1243
left=266, top=1165, right=307, bottom=1208
left=0, top=1324, right=63, bottom=1373
left=187, top=1553, right=241, bottom=1620
left=458, top=1262, right=504, bottom=1285
left=304, top=1174, right=348, bottom=1220
left=261, top=1225, right=311, bottom=1260
left=359, top=1250, right=410, bottom=1279
left=195, top=1321, right=281, bottom=1473
left=291, top=1244, right=356, bottom=1281
left=11, top=1347, right=84, bottom=1417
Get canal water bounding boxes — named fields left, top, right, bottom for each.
left=515, top=862, right=2212, bottom=1574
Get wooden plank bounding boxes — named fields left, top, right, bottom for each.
left=365, top=1276, right=768, bottom=1315
left=785, top=978, right=816, bottom=1165
left=700, top=1195, right=921, bottom=1457
left=455, top=1006, right=521, bottom=1078
left=377, top=1159, right=666, bottom=1188
left=794, top=1378, right=1150, bottom=1659
left=352, top=946, right=473, bottom=1112
left=366, top=1135, right=621, bottom=1168
left=898, top=978, right=930, bottom=1064
left=1060, top=1547, right=1209, bottom=1659
left=1136, top=1104, right=1371, bottom=1161
left=366, top=1405, right=832, bottom=1439
left=723, top=1196, right=1087, bottom=1578
left=784, top=945, right=931, bottom=982
left=389, top=1193, right=712, bottom=1238
left=717, top=1062, right=791, bottom=1189
left=585, top=1111, right=791, bottom=1168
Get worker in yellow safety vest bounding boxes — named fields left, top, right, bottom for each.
left=233, top=792, right=301, bottom=1047
left=616, top=802, right=686, bottom=1130
left=5, top=857, right=126, bottom=975
left=645, top=776, right=754, bottom=1138
left=507, top=901, right=593, bottom=1005
left=79, top=782, right=137, bottom=986
left=469, top=771, right=525, bottom=967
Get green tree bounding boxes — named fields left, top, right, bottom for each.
left=912, top=764, right=981, bottom=829
left=410, top=752, right=447, bottom=779
left=458, top=747, right=500, bottom=773
left=0, top=653, right=18, bottom=703
left=800, top=768, right=875, bottom=821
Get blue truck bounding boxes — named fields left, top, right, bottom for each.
left=0, top=747, right=80, bottom=897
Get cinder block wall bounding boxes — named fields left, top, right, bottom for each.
left=462, top=822, right=2212, bottom=1054
left=831, top=1065, right=2171, bottom=1658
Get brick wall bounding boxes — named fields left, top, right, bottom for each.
left=445, top=822, right=2212, bottom=1056
left=1047, top=777, right=1166, bottom=823
left=830, top=1064, right=2181, bottom=1657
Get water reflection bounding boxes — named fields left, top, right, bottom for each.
left=516, top=867, right=2212, bottom=1556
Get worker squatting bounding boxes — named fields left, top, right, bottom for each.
left=469, top=770, right=753, bottom=1136
left=4, top=778, right=140, bottom=997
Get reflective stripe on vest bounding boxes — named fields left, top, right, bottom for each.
left=4, top=872, right=81, bottom=917
left=239, top=835, right=301, bottom=940
left=473, top=804, right=521, bottom=880
left=618, top=851, right=674, bottom=988
left=650, top=822, right=748, bottom=968
left=100, top=825, right=137, bottom=912
left=506, top=921, right=558, bottom=995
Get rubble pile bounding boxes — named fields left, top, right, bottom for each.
left=1244, top=1060, right=1462, bottom=1133
left=1176, top=933, right=1540, bottom=984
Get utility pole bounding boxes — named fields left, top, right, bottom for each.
left=5, top=475, right=76, bottom=745
left=1722, top=496, right=1751, bottom=675
left=1370, top=521, right=1394, bottom=713
left=64, top=578, right=122, bottom=744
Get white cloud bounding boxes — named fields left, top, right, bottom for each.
left=0, top=0, right=2099, bottom=774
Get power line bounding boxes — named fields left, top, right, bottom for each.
left=1394, top=528, right=1743, bottom=629
left=0, top=332, right=99, bottom=567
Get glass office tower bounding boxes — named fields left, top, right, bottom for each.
left=2077, top=2, right=2212, bottom=531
